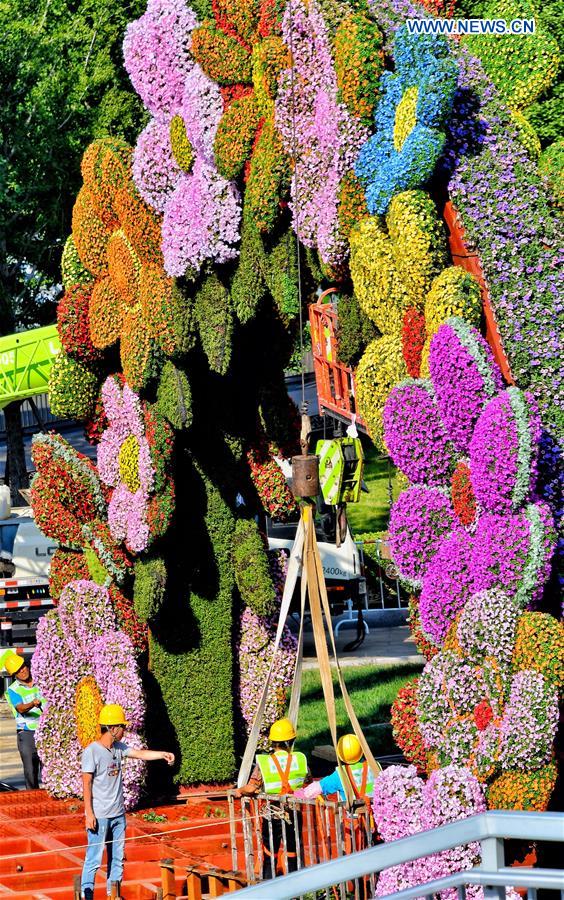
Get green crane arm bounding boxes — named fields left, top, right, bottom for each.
left=0, top=325, right=60, bottom=410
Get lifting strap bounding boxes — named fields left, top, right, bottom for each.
left=271, top=753, right=295, bottom=794
left=345, top=762, right=368, bottom=801
left=237, top=504, right=381, bottom=800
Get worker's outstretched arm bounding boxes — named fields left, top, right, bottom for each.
left=127, top=748, right=175, bottom=764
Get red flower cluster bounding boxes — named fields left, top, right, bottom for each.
left=451, top=460, right=477, bottom=526
left=109, top=584, right=147, bottom=656
left=474, top=699, right=494, bottom=731
left=390, top=680, right=428, bottom=773
left=31, top=435, right=104, bottom=548
left=246, top=438, right=298, bottom=522
left=49, top=550, right=89, bottom=603
left=57, top=285, right=103, bottom=364
left=401, top=306, right=427, bottom=377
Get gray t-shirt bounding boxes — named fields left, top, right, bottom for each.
left=81, top=740, right=131, bottom=819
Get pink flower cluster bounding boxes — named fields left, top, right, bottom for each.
left=374, top=765, right=491, bottom=900
left=97, top=377, right=154, bottom=555
left=275, top=0, right=368, bottom=270
left=33, top=580, right=146, bottom=808
left=237, top=551, right=297, bottom=748
left=417, top=589, right=559, bottom=780
left=124, top=0, right=241, bottom=276
left=420, top=528, right=474, bottom=644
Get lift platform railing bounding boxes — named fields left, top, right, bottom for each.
left=228, top=790, right=378, bottom=899
left=231, top=810, right=564, bottom=899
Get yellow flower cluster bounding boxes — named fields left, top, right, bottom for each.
left=393, top=86, right=419, bottom=152
left=75, top=675, right=103, bottom=748
left=355, top=335, right=407, bottom=449
left=349, top=217, right=407, bottom=333
left=119, top=434, right=142, bottom=494
left=170, top=115, right=194, bottom=172
left=386, top=191, right=449, bottom=306
left=420, top=266, right=482, bottom=374
left=508, top=108, right=541, bottom=159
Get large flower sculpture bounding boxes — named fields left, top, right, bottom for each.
left=123, top=0, right=241, bottom=277
left=385, top=318, right=555, bottom=646
left=97, top=377, right=175, bottom=555
left=190, top=0, right=291, bottom=233
left=356, top=25, right=458, bottom=214
left=66, top=137, right=189, bottom=391
left=237, top=551, right=297, bottom=748
left=372, top=765, right=511, bottom=900
left=417, top=588, right=562, bottom=809
left=275, top=0, right=373, bottom=273
left=33, top=581, right=146, bottom=807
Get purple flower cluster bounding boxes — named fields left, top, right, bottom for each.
left=420, top=529, right=474, bottom=645
left=33, top=580, right=146, bottom=806
left=469, top=390, right=541, bottom=514
left=237, top=552, right=297, bottom=748
left=387, top=317, right=554, bottom=643
left=388, top=486, right=455, bottom=589
left=275, top=0, right=369, bottom=270
left=374, top=765, right=488, bottom=900
left=444, top=50, right=563, bottom=440
left=471, top=504, right=555, bottom=608
left=124, top=1, right=241, bottom=276
left=429, top=320, right=503, bottom=453
left=383, top=380, right=455, bottom=485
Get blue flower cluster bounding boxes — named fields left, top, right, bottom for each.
left=355, top=25, right=458, bottom=214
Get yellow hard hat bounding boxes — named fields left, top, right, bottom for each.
left=99, top=704, right=128, bottom=727
left=337, top=734, right=363, bottom=764
left=269, top=718, right=296, bottom=743
left=5, top=653, right=25, bottom=677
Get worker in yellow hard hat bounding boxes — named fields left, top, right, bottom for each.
left=4, top=651, right=44, bottom=790
left=296, top=733, right=378, bottom=803
left=80, top=703, right=175, bottom=900
left=236, top=717, right=311, bottom=879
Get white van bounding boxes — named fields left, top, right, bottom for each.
left=0, top=508, right=55, bottom=660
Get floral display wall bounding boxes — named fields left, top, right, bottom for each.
left=28, top=0, right=561, bottom=823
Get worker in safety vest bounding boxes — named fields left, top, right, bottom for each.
left=236, top=717, right=311, bottom=878
left=295, top=734, right=375, bottom=803
left=5, top=651, right=44, bottom=789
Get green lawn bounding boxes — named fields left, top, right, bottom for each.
left=297, top=662, right=422, bottom=762
left=345, top=445, right=401, bottom=536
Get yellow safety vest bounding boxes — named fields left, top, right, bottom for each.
left=256, top=751, right=308, bottom=795
left=337, top=761, right=375, bottom=799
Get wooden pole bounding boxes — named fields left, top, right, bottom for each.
left=159, top=858, right=176, bottom=899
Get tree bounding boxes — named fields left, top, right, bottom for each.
left=0, top=0, right=146, bottom=499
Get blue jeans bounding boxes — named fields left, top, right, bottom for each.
left=81, top=814, right=126, bottom=893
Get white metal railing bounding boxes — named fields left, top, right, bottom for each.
left=232, top=810, right=564, bottom=899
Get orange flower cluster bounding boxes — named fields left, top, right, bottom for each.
left=487, top=763, right=558, bottom=812
left=335, top=12, right=384, bottom=125
left=68, top=137, right=187, bottom=390
left=191, top=0, right=290, bottom=232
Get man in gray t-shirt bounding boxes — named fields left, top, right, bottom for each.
left=80, top=703, right=174, bottom=899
